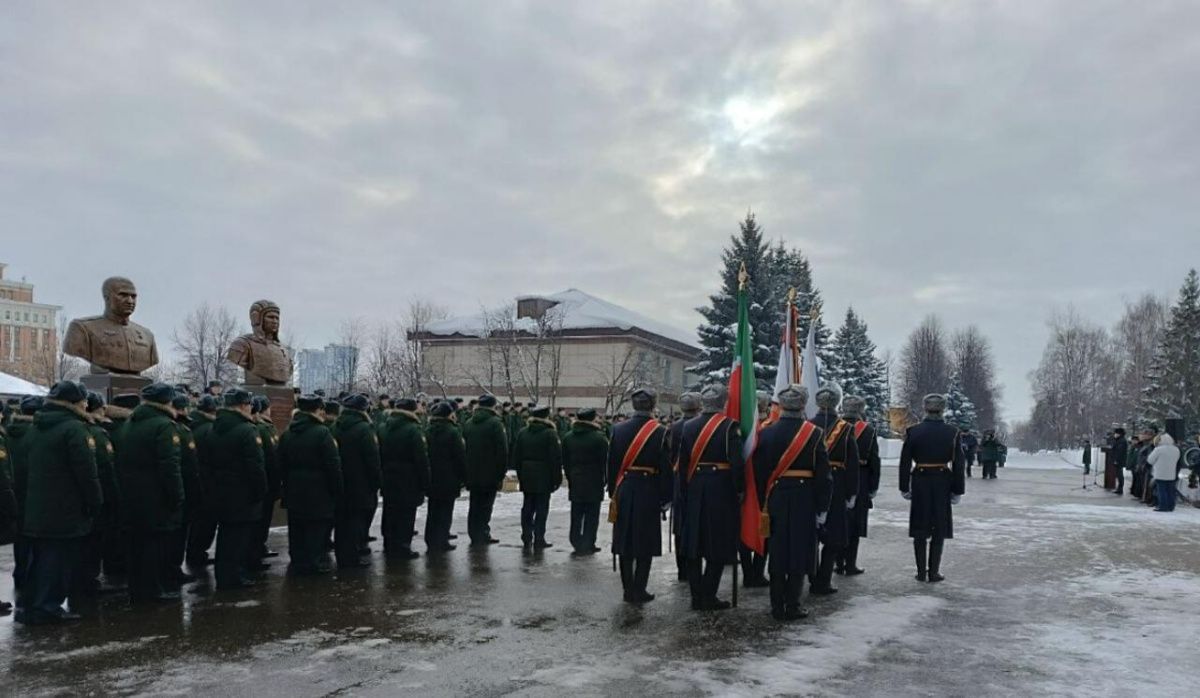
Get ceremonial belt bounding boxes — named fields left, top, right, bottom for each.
left=625, top=466, right=656, bottom=474
left=916, top=462, right=949, bottom=470
left=694, top=462, right=730, bottom=471
left=829, top=460, right=846, bottom=469
left=686, top=414, right=726, bottom=482
left=609, top=419, right=661, bottom=524
left=758, top=421, right=818, bottom=537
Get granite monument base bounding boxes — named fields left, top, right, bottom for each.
left=241, top=384, right=294, bottom=436
left=81, top=373, right=151, bottom=403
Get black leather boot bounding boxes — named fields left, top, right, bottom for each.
left=927, top=538, right=945, bottom=582
left=914, top=539, right=927, bottom=581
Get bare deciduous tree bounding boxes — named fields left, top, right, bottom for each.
left=330, top=318, right=367, bottom=394
left=951, top=326, right=1001, bottom=429
left=172, top=302, right=240, bottom=388
left=898, top=314, right=950, bottom=414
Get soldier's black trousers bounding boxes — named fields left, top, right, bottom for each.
left=336, top=509, right=370, bottom=564
left=467, top=488, right=497, bottom=544
left=15, top=536, right=82, bottom=624
left=187, top=515, right=218, bottom=566
left=813, top=542, right=843, bottom=589
left=424, top=497, right=456, bottom=550
left=569, top=501, right=600, bottom=553
left=253, top=497, right=276, bottom=558
left=162, top=526, right=187, bottom=581
left=80, top=523, right=105, bottom=588
left=520, top=493, right=550, bottom=545
left=838, top=536, right=862, bottom=571
left=382, top=502, right=417, bottom=556
left=738, top=543, right=767, bottom=582
left=687, top=557, right=725, bottom=604
left=102, top=523, right=127, bottom=576
left=913, top=536, right=945, bottom=574
left=127, top=528, right=166, bottom=601
left=364, top=499, right=378, bottom=549
left=287, top=516, right=332, bottom=574
left=215, top=521, right=254, bottom=588
left=619, top=555, right=651, bottom=595
left=770, top=571, right=804, bottom=613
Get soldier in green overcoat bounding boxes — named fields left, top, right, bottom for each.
left=249, top=395, right=281, bottom=568
left=463, top=395, right=508, bottom=546
left=425, top=401, right=465, bottom=552
left=185, top=395, right=218, bottom=568
left=207, top=388, right=267, bottom=591
left=380, top=398, right=429, bottom=559
left=562, top=408, right=609, bottom=555
left=165, top=394, right=200, bottom=586
left=15, top=382, right=102, bottom=625
left=279, top=395, right=342, bottom=575
left=334, top=394, right=381, bottom=567
left=0, top=403, right=14, bottom=615
left=78, top=392, right=120, bottom=595
left=117, top=383, right=184, bottom=602
left=513, top=405, right=563, bottom=550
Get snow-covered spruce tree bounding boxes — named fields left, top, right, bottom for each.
left=691, top=212, right=776, bottom=387
left=1140, top=269, right=1200, bottom=433
left=826, top=307, right=890, bottom=434
left=945, top=370, right=978, bottom=431
left=767, top=241, right=834, bottom=373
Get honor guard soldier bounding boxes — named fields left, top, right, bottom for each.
left=752, top=385, right=831, bottom=620
left=335, top=394, right=382, bottom=567
left=424, top=400, right=466, bottom=552
left=278, top=395, right=342, bottom=575
left=838, top=396, right=880, bottom=576
left=185, top=395, right=219, bottom=569
left=807, top=384, right=859, bottom=595
left=209, top=388, right=267, bottom=590
left=606, top=388, right=671, bottom=603
left=463, top=395, right=507, bottom=546
left=678, top=384, right=744, bottom=611
left=899, top=393, right=966, bottom=582
left=119, top=383, right=184, bottom=603
left=379, top=398, right=428, bottom=560
left=562, top=408, right=609, bottom=555
left=14, top=382, right=102, bottom=625
left=513, top=405, right=563, bottom=550
left=668, top=392, right=701, bottom=580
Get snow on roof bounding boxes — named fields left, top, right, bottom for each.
left=425, top=289, right=699, bottom=349
left=0, top=371, right=48, bottom=396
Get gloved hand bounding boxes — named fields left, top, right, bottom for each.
left=816, top=512, right=827, bottom=527
left=951, top=494, right=961, bottom=505
left=901, top=491, right=912, bottom=500
left=869, top=490, right=878, bottom=500
left=847, top=495, right=857, bottom=509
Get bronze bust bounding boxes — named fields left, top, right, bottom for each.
left=227, top=300, right=293, bottom=386
left=63, top=277, right=159, bottom=375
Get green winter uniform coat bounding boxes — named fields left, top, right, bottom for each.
left=87, top=419, right=122, bottom=526
left=256, top=418, right=280, bottom=500
left=562, top=420, right=609, bottom=503
left=978, top=438, right=1004, bottom=462
left=175, top=420, right=202, bottom=522
left=279, top=412, right=343, bottom=520
left=380, top=411, right=430, bottom=507
left=0, top=427, right=15, bottom=543
left=426, top=416, right=466, bottom=500
left=7, top=415, right=34, bottom=532
left=206, top=409, right=266, bottom=523
left=189, top=411, right=216, bottom=508
left=334, top=410, right=381, bottom=513
left=22, top=402, right=103, bottom=538
left=512, top=418, right=563, bottom=495
left=117, top=403, right=184, bottom=531
left=463, top=408, right=508, bottom=490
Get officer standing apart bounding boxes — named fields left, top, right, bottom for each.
left=562, top=408, right=609, bottom=556
left=839, top=395, right=880, bottom=576
left=807, top=384, right=859, bottom=595
left=607, top=388, right=671, bottom=603
left=278, top=395, right=342, bottom=576
left=209, top=388, right=267, bottom=591
left=752, top=385, right=831, bottom=620
left=678, top=384, right=744, bottom=611
left=513, top=405, right=563, bottom=550
left=899, top=393, right=966, bottom=582
left=463, top=395, right=507, bottom=546
left=977, top=430, right=1004, bottom=480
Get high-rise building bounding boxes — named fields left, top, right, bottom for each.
left=297, top=344, right=360, bottom=395
left=0, top=263, right=62, bottom=387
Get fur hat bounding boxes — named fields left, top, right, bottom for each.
left=20, top=395, right=44, bottom=415
left=297, top=394, right=324, bottom=412
left=478, top=394, right=497, bottom=408
left=86, top=391, right=106, bottom=414
left=923, top=393, right=947, bottom=414
left=841, top=395, right=866, bottom=418
left=171, top=394, right=191, bottom=411
left=530, top=405, right=551, bottom=419
left=815, top=383, right=842, bottom=410
left=631, top=388, right=656, bottom=412
left=778, top=385, right=808, bottom=412
left=391, top=398, right=417, bottom=412
left=49, top=380, right=88, bottom=404
left=223, top=388, right=253, bottom=408
left=756, top=390, right=771, bottom=410
left=429, top=401, right=454, bottom=418
left=576, top=408, right=597, bottom=422
left=197, top=395, right=219, bottom=414
left=342, top=393, right=370, bottom=412
left=700, top=384, right=727, bottom=412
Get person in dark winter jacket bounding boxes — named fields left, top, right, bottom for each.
left=562, top=408, right=609, bottom=555
left=279, top=395, right=342, bottom=575
left=334, top=394, right=382, bottom=567
left=463, top=395, right=507, bottom=546
left=207, top=389, right=267, bottom=591
left=424, top=401, right=466, bottom=552
left=379, top=398, right=429, bottom=559
left=0, top=402, right=16, bottom=615
left=513, top=405, right=563, bottom=550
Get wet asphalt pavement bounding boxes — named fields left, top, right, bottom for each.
left=1, top=460, right=1197, bottom=697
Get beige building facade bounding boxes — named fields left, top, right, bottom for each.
left=0, top=263, right=61, bottom=387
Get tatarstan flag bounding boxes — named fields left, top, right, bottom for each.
left=728, top=264, right=764, bottom=553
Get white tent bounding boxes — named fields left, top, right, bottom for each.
left=0, top=371, right=48, bottom=396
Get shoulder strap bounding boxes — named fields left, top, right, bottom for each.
left=687, top=414, right=726, bottom=481
left=613, top=419, right=662, bottom=491
left=762, top=422, right=817, bottom=506
left=824, top=419, right=848, bottom=453
left=854, top=421, right=868, bottom=440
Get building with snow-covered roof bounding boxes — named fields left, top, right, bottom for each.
left=0, top=262, right=60, bottom=388
left=411, top=289, right=700, bottom=414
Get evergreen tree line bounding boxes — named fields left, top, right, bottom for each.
left=1013, top=269, right=1200, bottom=451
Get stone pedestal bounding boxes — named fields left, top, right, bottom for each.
left=81, top=373, right=151, bottom=402
left=244, top=384, right=295, bottom=434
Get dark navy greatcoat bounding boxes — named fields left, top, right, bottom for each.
left=898, top=416, right=966, bottom=539
left=808, top=410, right=860, bottom=548
left=677, top=412, right=744, bottom=564
left=847, top=419, right=881, bottom=538
left=668, top=417, right=689, bottom=537
left=753, top=416, right=831, bottom=575
left=606, top=414, right=671, bottom=558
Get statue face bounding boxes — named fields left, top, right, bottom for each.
left=262, top=310, right=280, bottom=336
left=106, top=282, right=137, bottom=318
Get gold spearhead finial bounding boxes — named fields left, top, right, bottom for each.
left=787, top=286, right=796, bottom=304
left=738, top=262, right=749, bottom=290
left=810, top=302, right=821, bottom=322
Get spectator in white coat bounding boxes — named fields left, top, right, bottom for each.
left=1147, top=433, right=1180, bottom=512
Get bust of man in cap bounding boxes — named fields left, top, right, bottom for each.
left=63, top=276, right=159, bottom=375
left=227, top=300, right=293, bottom=386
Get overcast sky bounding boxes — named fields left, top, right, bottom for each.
left=3, top=1, right=1199, bottom=422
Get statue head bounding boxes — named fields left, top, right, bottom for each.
left=102, top=277, right=138, bottom=322
left=250, top=300, right=281, bottom=341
